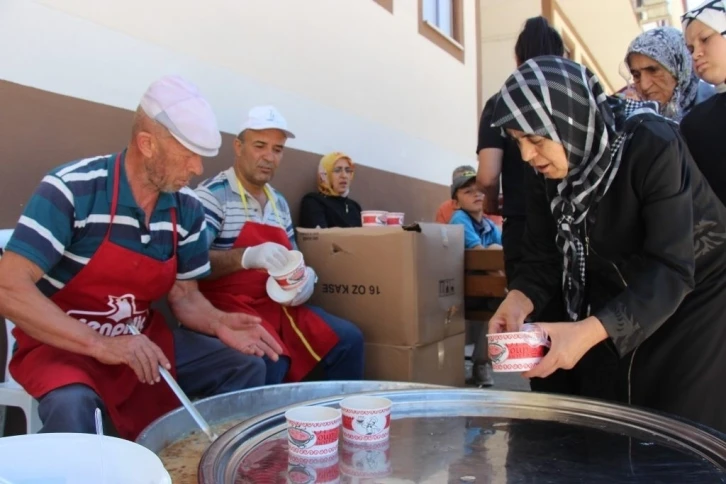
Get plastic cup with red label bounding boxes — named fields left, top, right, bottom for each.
left=385, top=212, right=405, bottom=226
left=287, top=452, right=340, bottom=484
left=339, top=396, right=392, bottom=444
left=269, top=250, right=307, bottom=291
left=285, top=406, right=342, bottom=458
left=361, top=210, right=388, bottom=227
left=487, top=323, right=551, bottom=373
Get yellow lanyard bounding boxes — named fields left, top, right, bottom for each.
left=236, top=178, right=284, bottom=229
left=237, top=178, right=322, bottom=362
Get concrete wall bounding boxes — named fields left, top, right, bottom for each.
left=478, top=0, right=643, bottom=101
left=0, top=0, right=481, bottom=228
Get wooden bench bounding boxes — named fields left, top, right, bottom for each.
left=464, top=249, right=507, bottom=323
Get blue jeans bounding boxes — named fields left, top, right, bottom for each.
left=36, top=327, right=266, bottom=434
left=264, top=305, right=365, bottom=384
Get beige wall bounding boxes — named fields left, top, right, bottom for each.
left=478, top=0, right=643, bottom=101
left=2, top=0, right=480, bottom=186
left=668, top=0, right=686, bottom=29
left=554, top=0, right=642, bottom=92
left=478, top=0, right=543, bottom=102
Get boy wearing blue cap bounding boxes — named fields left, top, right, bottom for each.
left=449, top=171, right=503, bottom=249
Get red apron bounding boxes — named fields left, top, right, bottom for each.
left=9, top=153, right=180, bottom=440
left=198, top=184, right=339, bottom=383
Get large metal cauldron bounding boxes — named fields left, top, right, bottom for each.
left=201, top=388, right=726, bottom=483
left=135, top=381, right=446, bottom=454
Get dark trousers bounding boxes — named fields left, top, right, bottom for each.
left=37, top=327, right=266, bottom=434
left=264, top=305, right=365, bottom=384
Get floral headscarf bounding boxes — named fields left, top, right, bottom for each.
left=626, top=27, right=700, bottom=121
left=318, top=152, right=354, bottom=197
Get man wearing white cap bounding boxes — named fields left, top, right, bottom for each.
left=195, top=106, right=364, bottom=384
left=0, top=75, right=281, bottom=440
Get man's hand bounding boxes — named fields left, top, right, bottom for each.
left=217, top=311, right=263, bottom=330
left=215, top=318, right=283, bottom=361
left=91, top=334, right=171, bottom=385
left=522, top=317, right=609, bottom=379
left=488, top=290, right=533, bottom=334
left=241, top=242, right=290, bottom=272
left=290, top=267, right=317, bottom=307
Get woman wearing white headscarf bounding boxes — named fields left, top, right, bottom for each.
left=681, top=0, right=726, bottom=206
left=487, top=56, right=726, bottom=433
left=626, top=26, right=715, bottom=121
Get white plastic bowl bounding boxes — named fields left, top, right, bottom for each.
left=0, top=433, right=171, bottom=484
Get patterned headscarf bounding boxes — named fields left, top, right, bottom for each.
left=683, top=0, right=726, bottom=34
left=683, top=0, right=726, bottom=93
left=318, top=152, right=354, bottom=197
left=626, top=27, right=700, bottom=121
left=491, top=56, right=659, bottom=321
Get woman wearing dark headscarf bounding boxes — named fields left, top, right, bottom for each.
left=488, top=56, right=726, bottom=433
left=626, top=26, right=715, bottom=121
left=681, top=0, right=726, bottom=206
left=473, top=18, right=566, bottom=389
left=299, top=152, right=362, bottom=229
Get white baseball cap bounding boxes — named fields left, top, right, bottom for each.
left=239, top=105, right=296, bottom=139
left=139, top=75, right=223, bottom=157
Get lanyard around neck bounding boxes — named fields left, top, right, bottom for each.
left=236, top=177, right=284, bottom=228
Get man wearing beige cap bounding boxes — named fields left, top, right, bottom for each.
left=0, top=75, right=281, bottom=440
left=195, top=105, right=364, bottom=385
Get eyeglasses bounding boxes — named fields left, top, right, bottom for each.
left=332, top=167, right=354, bottom=175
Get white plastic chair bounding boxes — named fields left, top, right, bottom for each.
left=0, top=228, right=42, bottom=434
left=1, top=320, right=42, bottom=434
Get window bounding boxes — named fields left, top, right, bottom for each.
left=418, top=0, right=464, bottom=63
left=563, top=44, right=573, bottom=60
left=423, top=0, right=454, bottom=38
left=562, top=32, right=576, bottom=61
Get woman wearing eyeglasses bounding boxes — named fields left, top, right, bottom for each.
left=299, top=152, right=363, bottom=228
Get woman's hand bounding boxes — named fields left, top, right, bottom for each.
left=522, top=316, right=609, bottom=379
left=488, top=290, right=533, bottom=334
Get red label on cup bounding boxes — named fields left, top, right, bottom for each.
left=488, top=330, right=550, bottom=372
left=499, top=342, right=546, bottom=360
left=342, top=413, right=391, bottom=431
left=313, top=427, right=341, bottom=446
left=287, top=424, right=340, bottom=449
left=276, top=264, right=306, bottom=290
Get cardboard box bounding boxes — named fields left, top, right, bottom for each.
left=297, top=224, right=465, bottom=347
left=363, top=332, right=466, bottom=387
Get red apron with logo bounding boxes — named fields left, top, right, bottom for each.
left=9, top=154, right=180, bottom=440
left=198, top=186, right=339, bottom=383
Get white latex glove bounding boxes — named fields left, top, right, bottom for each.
left=241, top=242, right=290, bottom=271
left=290, top=267, right=317, bottom=307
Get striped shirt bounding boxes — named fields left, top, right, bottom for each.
left=195, top=167, right=297, bottom=250
left=6, top=151, right=211, bottom=297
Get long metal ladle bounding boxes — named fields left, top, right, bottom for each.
left=126, top=324, right=218, bottom=442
